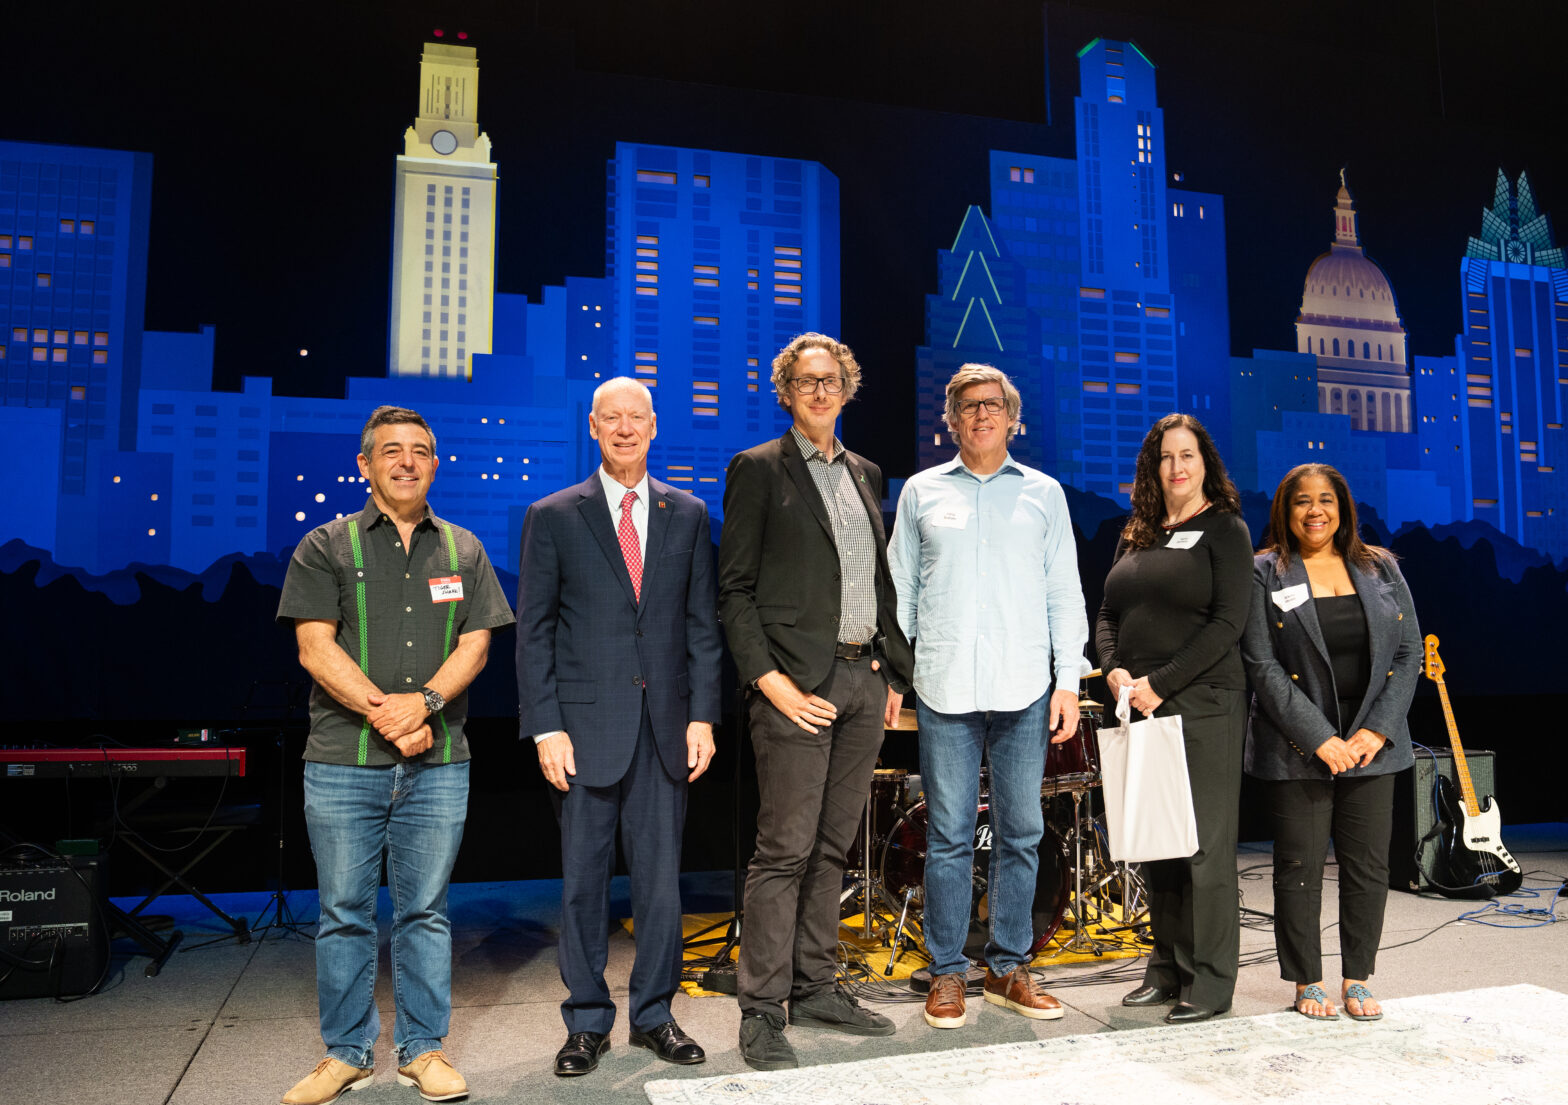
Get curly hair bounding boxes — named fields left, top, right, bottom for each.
left=942, top=363, right=1022, bottom=444
left=360, top=405, right=436, bottom=459
left=1120, top=412, right=1240, bottom=549
left=1261, top=462, right=1392, bottom=570
left=770, top=332, right=862, bottom=411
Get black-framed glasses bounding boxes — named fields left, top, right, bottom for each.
left=955, top=397, right=1007, bottom=418
left=789, top=375, right=846, bottom=395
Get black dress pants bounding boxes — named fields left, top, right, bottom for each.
left=1140, top=682, right=1245, bottom=1012
left=1268, top=772, right=1394, bottom=982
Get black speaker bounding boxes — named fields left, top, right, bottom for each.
left=0, top=855, right=109, bottom=999
left=1389, top=747, right=1498, bottom=893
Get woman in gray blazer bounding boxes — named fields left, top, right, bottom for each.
left=1241, top=463, right=1421, bottom=1023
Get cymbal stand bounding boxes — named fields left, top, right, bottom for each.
left=1056, top=785, right=1113, bottom=956
left=839, top=798, right=887, bottom=940
left=882, top=886, right=920, bottom=975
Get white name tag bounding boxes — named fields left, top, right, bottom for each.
left=929, top=509, right=970, bottom=530
left=1166, top=530, right=1202, bottom=550
left=1271, top=583, right=1309, bottom=612
left=429, top=576, right=464, bottom=603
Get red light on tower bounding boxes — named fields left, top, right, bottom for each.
left=457, top=31, right=468, bottom=40
left=432, top=28, right=444, bottom=38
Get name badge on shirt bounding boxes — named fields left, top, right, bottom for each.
left=1271, top=583, right=1309, bottom=612
left=429, top=576, right=464, bottom=603
left=1166, top=530, right=1202, bottom=550
left=930, top=509, right=970, bottom=530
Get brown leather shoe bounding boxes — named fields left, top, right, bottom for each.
left=983, top=966, right=1064, bottom=1020
left=281, top=1058, right=373, bottom=1105
left=396, top=1050, right=468, bottom=1102
left=924, top=972, right=967, bottom=1028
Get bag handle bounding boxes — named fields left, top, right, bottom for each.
left=1115, top=684, right=1132, bottom=727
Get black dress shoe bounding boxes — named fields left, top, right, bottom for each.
left=629, top=1020, right=706, bottom=1065
left=1165, top=1002, right=1226, bottom=1024
left=1122, top=984, right=1179, bottom=1007
left=554, top=1031, right=609, bottom=1076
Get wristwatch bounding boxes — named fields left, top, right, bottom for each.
left=420, top=687, right=446, bottom=714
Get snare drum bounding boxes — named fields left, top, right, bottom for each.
left=1043, top=704, right=1102, bottom=794
left=847, top=767, right=911, bottom=868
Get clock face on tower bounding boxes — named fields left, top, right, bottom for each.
left=431, top=130, right=458, bottom=156
left=1505, top=239, right=1527, bottom=264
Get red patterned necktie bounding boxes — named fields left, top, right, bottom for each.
left=617, top=489, right=642, bottom=602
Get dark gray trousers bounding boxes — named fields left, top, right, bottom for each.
left=738, top=656, right=886, bottom=1017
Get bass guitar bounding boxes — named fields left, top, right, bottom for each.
left=1421, top=634, right=1522, bottom=898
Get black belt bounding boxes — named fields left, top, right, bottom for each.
left=834, top=641, right=874, bottom=660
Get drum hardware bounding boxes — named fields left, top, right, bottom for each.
left=882, top=885, right=920, bottom=976
left=841, top=768, right=912, bottom=940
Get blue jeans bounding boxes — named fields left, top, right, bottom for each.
left=303, top=760, right=469, bottom=1067
left=917, top=694, right=1047, bottom=978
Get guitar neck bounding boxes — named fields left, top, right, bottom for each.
left=1433, top=677, right=1481, bottom=819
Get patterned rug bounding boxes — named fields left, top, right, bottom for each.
left=645, top=984, right=1568, bottom=1105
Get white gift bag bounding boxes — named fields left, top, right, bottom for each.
left=1098, top=686, right=1199, bottom=862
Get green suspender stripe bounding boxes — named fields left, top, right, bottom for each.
left=436, top=523, right=459, bottom=763
left=346, top=520, right=372, bottom=765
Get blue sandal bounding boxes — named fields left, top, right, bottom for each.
left=1293, top=984, right=1338, bottom=1020
left=1343, top=983, right=1383, bottom=1022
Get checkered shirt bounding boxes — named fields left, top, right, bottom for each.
left=791, top=426, right=878, bottom=644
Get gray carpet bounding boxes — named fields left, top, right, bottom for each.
left=1, top=828, right=1563, bottom=1105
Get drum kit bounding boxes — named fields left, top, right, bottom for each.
left=841, top=677, right=1149, bottom=971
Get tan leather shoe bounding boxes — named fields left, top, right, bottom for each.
left=924, top=972, right=967, bottom=1028
left=982, top=966, right=1064, bottom=1020
left=281, top=1058, right=373, bottom=1105
left=396, top=1050, right=468, bottom=1102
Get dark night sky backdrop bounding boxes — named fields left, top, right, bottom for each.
left=6, top=0, right=1565, bottom=478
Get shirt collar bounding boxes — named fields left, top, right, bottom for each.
left=360, top=500, right=436, bottom=531
left=598, top=465, right=650, bottom=508
left=936, top=453, right=1023, bottom=481
left=790, top=425, right=846, bottom=463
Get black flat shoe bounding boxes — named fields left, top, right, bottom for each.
left=629, top=1020, right=705, bottom=1065
left=1122, top=984, right=1179, bottom=1007
left=554, top=1031, right=609, bottom=1076
left=1165, top=1002, right=1226, bottom=1024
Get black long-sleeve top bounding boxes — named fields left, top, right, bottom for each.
left=1094, top=509, right=1253, bottom=700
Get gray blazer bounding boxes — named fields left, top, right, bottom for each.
left=1241, top=550, right=1420, bottom=781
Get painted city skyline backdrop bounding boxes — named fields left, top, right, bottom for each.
left=5, top=11, right=1567, bottom=583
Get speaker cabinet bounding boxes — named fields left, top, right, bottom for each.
left=1389, top=747, right=1498, bottom=893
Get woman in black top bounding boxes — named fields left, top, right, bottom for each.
left=1240, top=464, right=1420, bottom=1022
left=1096, top=413, right=1253, bottom=1024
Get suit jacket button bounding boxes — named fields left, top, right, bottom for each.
left=633, top=676, right=643, bottom=687
left=636, top=629, right=644, bottom=637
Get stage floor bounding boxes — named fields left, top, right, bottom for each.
left=2, top=827, right=1564, bottom=1105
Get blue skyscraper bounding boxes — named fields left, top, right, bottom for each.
left=2, top=141, right=152, bottom=566
left=1449, top=170, right=1568, bottom=552
left=605, top=143, right=839, bottom=508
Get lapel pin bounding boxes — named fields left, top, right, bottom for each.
left=658, top=500, right=667, bottom=509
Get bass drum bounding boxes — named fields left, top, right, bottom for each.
left=879, top=798, right=1071, bottom=956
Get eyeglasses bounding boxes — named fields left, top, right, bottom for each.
left=955, top=397, right=1007, bottom=418
left=789, top=375, right=846, bottom=395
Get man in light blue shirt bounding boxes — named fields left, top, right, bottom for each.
left=888, top=363, right=1090, bottom=1030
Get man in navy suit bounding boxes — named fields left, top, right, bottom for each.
left=516, top=376, right=723, bottom=1077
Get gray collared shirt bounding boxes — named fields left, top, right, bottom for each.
left=790, top=425, right=877, bottom=643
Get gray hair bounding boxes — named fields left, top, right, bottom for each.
left=360, top=405, right=436, bottom=458
left=943, top=363, right=1022, bottom=443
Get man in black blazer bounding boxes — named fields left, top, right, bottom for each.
left=516, top=377, right=723, bottom=1076
left=718, top=333, right=915, bottom=1071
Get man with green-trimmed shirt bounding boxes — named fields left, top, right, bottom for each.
left=277, top=405, right=513, bottom=1105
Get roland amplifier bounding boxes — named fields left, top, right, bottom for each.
left=0, top=855, right=108, bottom=999
left=1389, top=747, right=1498, bottom=893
